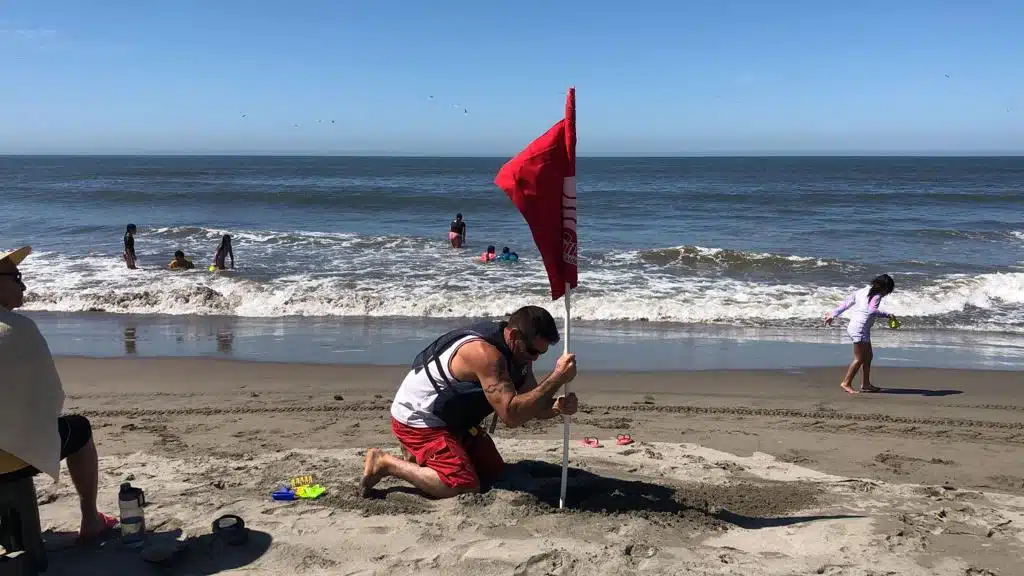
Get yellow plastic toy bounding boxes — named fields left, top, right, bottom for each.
left=285, top=475, right=325, bottom=499
left=888, top=317, right=902, bottom=329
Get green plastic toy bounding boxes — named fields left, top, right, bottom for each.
left=295, top=484, right=326, bottom=499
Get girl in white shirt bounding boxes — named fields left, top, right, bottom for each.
left=824, top=274, right=897, bottom=394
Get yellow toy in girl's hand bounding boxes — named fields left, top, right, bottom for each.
left=888, top=316, right=902, bottom=329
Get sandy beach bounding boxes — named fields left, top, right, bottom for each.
left=28, top=358, right=1024, bottom=575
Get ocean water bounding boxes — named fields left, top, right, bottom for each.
left=2, top=156, right=1022, bottom=339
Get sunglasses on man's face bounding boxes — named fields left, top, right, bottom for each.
left=518, top=333, right=542, bottom=357
left=0, top=272, right=23, bottom=284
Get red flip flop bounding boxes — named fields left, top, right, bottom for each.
left=580, top=437, right=601, bottom=448
left=76, top=512, right=119, bottom=546
left=616, top=434, right=634, bottom=446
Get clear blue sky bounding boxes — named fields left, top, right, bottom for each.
left=2, top=0, right=1022, bottom=155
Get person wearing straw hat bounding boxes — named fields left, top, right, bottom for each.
left=361, top=305, right=578, bottom=499
left=0, top=246, right=118, bottom=542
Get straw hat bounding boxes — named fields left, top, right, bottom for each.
left=0, top=246, right=31, bottom=265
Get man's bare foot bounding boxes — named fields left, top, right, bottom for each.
left=861, top=384, right=881, bottom=393
left=360, top=448, right=387, bottom=497
left=840, top=382, right=858, bottom=395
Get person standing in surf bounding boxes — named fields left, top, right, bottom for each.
left=212, top=234, right=234, bottom=270
left=824, top=274, right=898, bottom=394
left=449, top=214, right=466, bottom=248
left=123, top=224, right=138, bottom=269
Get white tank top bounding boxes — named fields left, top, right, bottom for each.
left=390, top=334, right=483, bottom=428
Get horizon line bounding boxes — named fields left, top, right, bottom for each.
left=3, top=152, right=1024, bottom=159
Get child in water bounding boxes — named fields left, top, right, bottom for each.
left=123, top=224, right=137, bottom=269
left=824, top=274, right=898, bottom=394
left=496, top=247, right=519, bottom=262
left=213, top=235, right=234, bottom=270
left=480, top=245, right=496, bottom=262
left=449, top=214, right=466, bottom=248
left=168, top=250, right=195, bottom=270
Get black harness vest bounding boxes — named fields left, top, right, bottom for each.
left=411, top=320, right=527, bottom=431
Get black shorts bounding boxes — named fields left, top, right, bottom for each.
left=0, top=415, right=92, bottom=482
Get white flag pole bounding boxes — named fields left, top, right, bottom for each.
left=558, top=86, right=576, bottom=510
left=558, top=281, right=571, bottom=509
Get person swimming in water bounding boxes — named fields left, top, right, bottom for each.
left=123, top=224, right=137, bottom=269
left=496, top=247, right=519, bottom=262
left=168, top=250, right=195, bottom=270
left=213, top=235, right=234, bottom=270
left=824, top=274, right=898, bottom=395
left=449, top=214, right=466, bottom=248
left=480, top=245, right=496, bottom=262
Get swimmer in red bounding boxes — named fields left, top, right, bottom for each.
left=480, top=245, right=496, bottom=262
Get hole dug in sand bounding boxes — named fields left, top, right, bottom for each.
left=456, top=460, right=849, bottom=533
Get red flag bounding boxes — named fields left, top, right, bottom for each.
left=495, top=88, right=578, bottom=301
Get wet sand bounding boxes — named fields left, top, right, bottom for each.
left=28, top=310, right=1024, bottom=371
left=29, top=358, right=1024, bottom=575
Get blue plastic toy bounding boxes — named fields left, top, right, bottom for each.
left=271, top=486, right=297, bottom=501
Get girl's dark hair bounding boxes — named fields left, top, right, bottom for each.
left=220, top=234, right=231, bottom=247
left=868, top=274, right=895, bottom=299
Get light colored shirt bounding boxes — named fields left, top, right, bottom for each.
left=830, top=286, right=892, bottom=337
left=0, top=308, right=66, bottom=480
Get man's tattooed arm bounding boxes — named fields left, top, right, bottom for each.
left=479, top=353, right=568, bottom=428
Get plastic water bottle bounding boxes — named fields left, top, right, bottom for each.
left=118, top=482, right=146, bottom=545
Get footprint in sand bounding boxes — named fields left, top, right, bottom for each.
left=713, top=461, right=746, bottom=473
left=513, top=550, right=569, bottom=575
left=619, top=443, right=662, bottom=460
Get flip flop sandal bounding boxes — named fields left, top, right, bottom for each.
left=76, top=512, right=119, bottom=546
left=616, top=434, right=635, bottom=446
left=580, top=437, right=601, bottom=448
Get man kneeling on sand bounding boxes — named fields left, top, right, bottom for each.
left=0, top=246, right=117, bottom=542
left=362, top=305, right=578, bottom=498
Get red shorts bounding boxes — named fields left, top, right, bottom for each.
left=390, top=418, right=504, bottom=490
